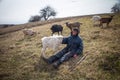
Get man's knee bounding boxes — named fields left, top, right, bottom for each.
left=55, top=49, right=68, bottom=58
left=60, top=52, right=73, bottom=62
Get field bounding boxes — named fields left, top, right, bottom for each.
left=0, top=14, right=120, bottom=80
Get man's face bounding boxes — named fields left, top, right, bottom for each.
left=72, top=30, right=78, bottom=36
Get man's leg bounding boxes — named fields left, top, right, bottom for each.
left=46, top=48, right=68, bottom=64
left=53, top=51, right=74, bottom=68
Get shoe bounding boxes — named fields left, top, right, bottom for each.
left=53, top=63, right=59, bottom=69
left=53, top=61, right=61, bottom=69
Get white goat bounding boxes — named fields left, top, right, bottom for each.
left=23, top=28, right=36, bottom=36
left=91, top=15, right=101, bottom=26
left=41, top=35, right=63, bottom=58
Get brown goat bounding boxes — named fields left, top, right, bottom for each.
left=66, top=22, right=82, bottom=31
left=99, top=15, right=114, bottom=28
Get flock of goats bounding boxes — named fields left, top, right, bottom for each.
left=22, top=15, right=114, bottom=58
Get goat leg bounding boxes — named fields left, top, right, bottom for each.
left=51, top=32, right=54, bottom=36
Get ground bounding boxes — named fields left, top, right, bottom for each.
left=0, top=13, right=120, bottom=80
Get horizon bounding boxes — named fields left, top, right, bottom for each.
left=0, top=0, right=118, bottom=24
left=0, top=13, right=112, bottom=25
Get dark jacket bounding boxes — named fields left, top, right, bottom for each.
left=62, top=35, right=83, bottom=55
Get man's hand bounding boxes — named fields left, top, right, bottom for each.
left=73, top=54, right=78, bottom=58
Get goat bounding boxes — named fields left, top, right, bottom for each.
left=51, top=24, right=63, bottom=35
left=23, top=28, right=36, bottom=36
left=91, top=15, right=101, bottom=26
left=41, top=35, right=63, bottom=58
left=99, top=15, right=114, bottom=28
left=65, top=22, right=82, bottom=31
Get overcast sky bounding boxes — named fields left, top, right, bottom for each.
left=0, top=0, right=118, bottom=24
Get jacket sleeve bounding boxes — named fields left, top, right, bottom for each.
left=76, top=39, right=83, bottom=55
left=62, top=37, right=68, bottom=44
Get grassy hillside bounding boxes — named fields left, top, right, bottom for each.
left=0, top=14, right=120, bottom=80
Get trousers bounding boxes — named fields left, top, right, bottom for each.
left=48, top=48, right=76, bottom=64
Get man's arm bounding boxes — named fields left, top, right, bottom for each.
left=62, top=37, right=68, bottom=44
left=76, top=40, right=83, bottom=55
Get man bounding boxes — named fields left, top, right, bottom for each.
left=42, top=28, right=83, bottom=69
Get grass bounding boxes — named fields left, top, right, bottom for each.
left=0, top=13, right=120, bottom=80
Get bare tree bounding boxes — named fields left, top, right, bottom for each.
left=29, top=15, right=41, bottom=22
left=40, top=6, right=56, bottom=20
left=111, top=0, right=120, bottom=13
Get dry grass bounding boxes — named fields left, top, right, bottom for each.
left=0, top=13, right=120, bottom=80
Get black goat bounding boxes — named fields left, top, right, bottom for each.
left=51, top=24, right=63, bottom=35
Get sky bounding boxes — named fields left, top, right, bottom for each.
left=0, top=0, right=118, bottom=24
